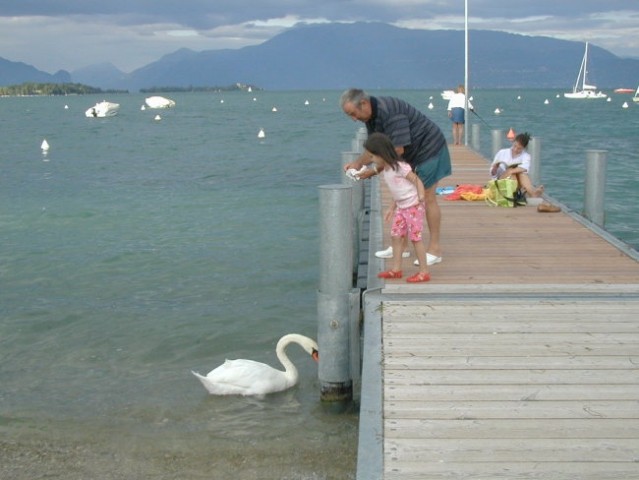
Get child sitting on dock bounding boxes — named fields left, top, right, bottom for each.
left=489, top=132, right=544, bottom=197
left=362, top=133, right=430, bottom=283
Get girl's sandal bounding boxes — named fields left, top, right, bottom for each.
left=407, top=272, right=431, bottom=283
left=377, top=270, right=403, bottom=279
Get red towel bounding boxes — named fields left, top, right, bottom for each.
left=444, top=184, right=485, bottom=201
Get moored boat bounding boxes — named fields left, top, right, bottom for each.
left=564, top=42, right=607, bottom=99
left=144, top=96, right=176, bottom=109
left=440, top=90, right=454, bottom=101
left=85, top=101, right=120, bottom=118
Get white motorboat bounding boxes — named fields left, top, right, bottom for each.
left=564, top=42, right=607, bottom=99
left=144, top=96, right=176, bottom=109
left=633, top=86, right=639, bottom=103
left=85, top=101, right=120, bottom=118
left=440, top=90, right=454, bottom=101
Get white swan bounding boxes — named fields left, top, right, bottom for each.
left=192, top=333, right=319, bottom=396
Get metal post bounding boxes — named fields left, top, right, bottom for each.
left=491, top=129, right=503, bottom=159
left=471, top=123, right=480, bottom=151
left=584, top=150, right=607, bottom=227
left=352, top=127, right=367, bottom=153
left=317, top=185, right=354, bottom=404
left=463, top=0, right=469, bottom=147
left=342, top=151, right=364, bottom=277
left=529, top=136, right=541, bottom=186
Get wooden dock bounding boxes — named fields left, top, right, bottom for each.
left=356, top=145, right=639, bottom=480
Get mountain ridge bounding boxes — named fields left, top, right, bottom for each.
left=2, top=22, right=638, bottom=91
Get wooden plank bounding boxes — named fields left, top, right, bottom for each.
left=384, top=355, right=639, bottom=369
left=385, top=332, right=639, bottom=345
left=384, top=344, right=639, bottom=356
left=384, top=369, right=639, bottom=385
left=383, top=463, right=639, bottom=480
left=384, top=400, right=639, bottom=419
left=385, top=384, right=639, bottom=401
left=385, top=438, right=639, bottom=462
left=385, top=418, right=639, bottom=439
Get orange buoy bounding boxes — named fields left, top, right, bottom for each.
left=506, top=128, right=516, bottom=141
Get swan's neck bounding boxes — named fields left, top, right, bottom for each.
left=275, top=334, right=305, bottom=383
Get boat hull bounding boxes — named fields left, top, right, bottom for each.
left=563, top=90, right=607, bottom=99
left=85, top=101, right=120, bottom=118
left=144, top=96, right=176, bottom=109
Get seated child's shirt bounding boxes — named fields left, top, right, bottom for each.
left=490, top=147, right=531, bottom=178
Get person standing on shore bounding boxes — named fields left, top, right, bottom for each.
left=447, top=84, right=473, bottom=146
left=340, top=88, right=450, bottom=266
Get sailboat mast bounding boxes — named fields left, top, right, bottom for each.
left=574, top=43, right=587, bottom=93
left=583, top=42, right=589, bottom=90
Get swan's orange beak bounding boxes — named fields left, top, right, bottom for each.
left=312, top=349, right=319, bottom=362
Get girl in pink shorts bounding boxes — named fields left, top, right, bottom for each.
left=363, top=133, right=430, bottom=283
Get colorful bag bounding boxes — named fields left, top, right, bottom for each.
left=485, top=179, right=527, bottom=207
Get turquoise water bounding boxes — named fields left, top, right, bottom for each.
left=1, top=89, right=638, bottom=479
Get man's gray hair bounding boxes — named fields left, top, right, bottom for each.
left=339, top=88, right=369, bottom=108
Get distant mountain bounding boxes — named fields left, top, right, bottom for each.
left=71, top=62, right=128, bottom=91
left=0, top=57, right=70, bottom=86
left=2, top=22, right=639, bottom=91
left=124, top=23, right=639, bottom=91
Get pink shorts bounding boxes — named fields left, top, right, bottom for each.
left=391, top=203, right=425, bottom=242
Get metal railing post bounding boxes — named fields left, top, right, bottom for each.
left=471, top=123, right=480, bottom=151
left=317, top=184, right=354, bottom=404
left=529, top=136, right=541, bottom=186
left=584, top=150, right=607, bottom=227
left=491, top=129, right=503, bottom=159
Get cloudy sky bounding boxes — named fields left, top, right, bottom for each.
left=1, top=1, right=637, bottom=73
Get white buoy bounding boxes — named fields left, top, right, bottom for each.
left=544, top=99, right=550, bottom=104
left=517, top=95, right=521, bottom=100
left=607, top=97, right=612, bottom=102
left=141, top=105, right=146, bottom=110
left=272, top=106, right=277, bottom=112
left=220, top=99, right=224, bottom=104
left=622, top=102, right=629, bottom=109
left=556, top=94, right=560, bottom=98
left=257, top=128, right=265, bottom=139
left=41, top=139, right=50, bottom=152
left=154, top=114, right=161, bottom=121
left=494, top=108, right=501, bottom=114
left=64, top=105, right=69, bottom=109
left=304, top=100, right=310, bottom=105
left=427, top=102, right=434, bottom=110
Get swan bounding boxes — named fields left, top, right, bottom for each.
left=192, top=333, right=319, bottom=396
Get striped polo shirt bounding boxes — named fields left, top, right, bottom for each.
left=365, top=96, right=447, bottom=168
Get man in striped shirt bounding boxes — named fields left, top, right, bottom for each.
left=341, top=88, right=451, bottom=266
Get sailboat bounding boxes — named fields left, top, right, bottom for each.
left=633, top=86, right=639, bottom=104
left=564, top=42, right=607, bottom=99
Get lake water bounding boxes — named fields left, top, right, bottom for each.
left=1, top=89, right=637, bottom=479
